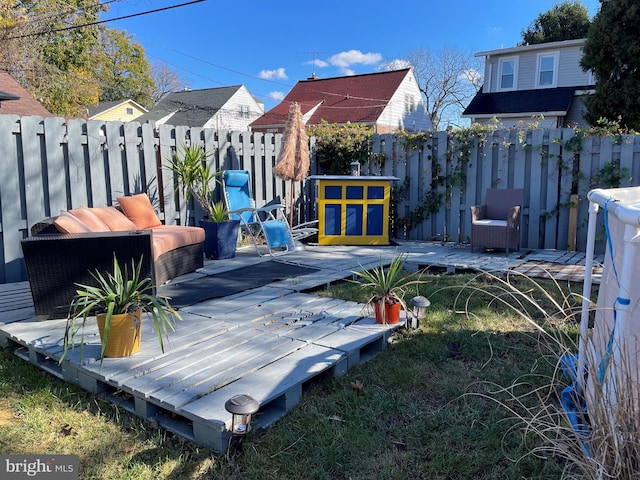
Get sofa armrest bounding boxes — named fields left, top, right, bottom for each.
left=21, top=230, right=154, bottom=320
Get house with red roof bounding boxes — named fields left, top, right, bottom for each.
left=250, top=68, right=432, bottom=134
left=0, top=71, right=53, bottom=117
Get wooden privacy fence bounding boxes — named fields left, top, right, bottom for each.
left=1, top=114, right=639, bottom=284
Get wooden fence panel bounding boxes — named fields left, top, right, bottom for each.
left=3, top=116, right=640, bottom=283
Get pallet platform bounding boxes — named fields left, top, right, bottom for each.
left=0, top=242, right=604, bottom=452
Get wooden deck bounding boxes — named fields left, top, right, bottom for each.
left=0, top=242, right=603, bottom=452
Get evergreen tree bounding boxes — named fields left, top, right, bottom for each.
left=520, top=1, right=591, bottom=45
left=581, top=0, right=640, bottom=129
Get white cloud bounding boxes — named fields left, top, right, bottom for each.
left=462, top=68, right=483, bottom=87
left=259, top=68, right=288, bottom=80
left=328, top=50, right=382, bottom=68
left=268, top=91, right=285, bottom=101
left=305, top=59, right=329, bottom=69
left=383, top=59, right=412, bottom=71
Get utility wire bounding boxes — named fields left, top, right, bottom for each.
left=5, top=0, right=207, bottom=39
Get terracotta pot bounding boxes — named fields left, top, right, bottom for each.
left=96, top=310, right=142, bottom=357
left=373, top=301, right=401, bottom=324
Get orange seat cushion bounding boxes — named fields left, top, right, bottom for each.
left=69, top=206, right=110, bottom=232
left=150, top=226, right=205, bottom=261
left=118, top=193, right=162, bottom=230
left=92, top=206, right=137, bottom=231
left=54, top=210, right=93, bottom=233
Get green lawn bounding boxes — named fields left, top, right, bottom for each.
left=0, top=271, right=588, bottom=479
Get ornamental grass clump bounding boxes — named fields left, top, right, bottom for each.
left=457, top=269, right=640, bottom=479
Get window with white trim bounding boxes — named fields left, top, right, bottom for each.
left=536, top=52, right=559, bottom=88
left=405, top=94, right=415, bottom=113
left=238, top=105, right=250, bottom=119
left=498, top=57, right=517, bottom=90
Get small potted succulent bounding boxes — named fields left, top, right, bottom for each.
left=62, top=255, right=181, bottom=365
left=166, top=143, right=240, bottom=259
left=351, top=254, right=424, bottom=324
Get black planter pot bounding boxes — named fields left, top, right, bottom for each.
left=200, top=219, right=241, bottom=259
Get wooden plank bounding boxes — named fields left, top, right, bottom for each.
left=86, top=121, right=109, bottom=206
left=43, top=117, right=69, bottom=214
left=544, top=128, right=561, bottom=249
left=528, top=129, right=545, bottom=249
left=66, top=119, right=89, bottom=208
left=0, top=115, right=26, bottom=282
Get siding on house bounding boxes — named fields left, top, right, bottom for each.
left=379, top=69, right=431, bottom=132
left=202, top=86, right=263, bottom=131
left=481, top=40, right=590, bottom=94
left=88, top=100, right=147, bottom=121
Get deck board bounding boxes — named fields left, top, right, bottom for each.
left=0, top=242, right=604, bottom=452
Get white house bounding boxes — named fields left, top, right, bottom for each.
left=137, top=85, right=264, bottom=130
left=463, top=39, right=594, bottom=128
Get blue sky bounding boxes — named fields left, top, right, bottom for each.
left=105, top=0, right=601, bottom=111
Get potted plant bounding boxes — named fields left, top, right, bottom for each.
left=62, top=255, right=181, bottom=365
left=350, top=254, right=424, bottom=324
left=166, top=143, right=240, bottom=259
left=202, top=201, right=241, bottom=259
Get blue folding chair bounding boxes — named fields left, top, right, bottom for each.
left=222, top=170, right=316, bottom=256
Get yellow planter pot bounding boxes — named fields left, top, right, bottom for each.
left=97, top=310, right=142, bottom=357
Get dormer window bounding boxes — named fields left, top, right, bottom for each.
left=536, top=52, right=559, bottom=88
left=499, top=57, right=518, bottom=91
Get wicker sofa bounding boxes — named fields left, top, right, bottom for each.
left=22, top=193, right=205, bottom=320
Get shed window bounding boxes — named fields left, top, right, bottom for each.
left=125, top=107, right=134, bottom=115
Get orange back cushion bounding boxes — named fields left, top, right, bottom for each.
left=69, top=206, right=110, bottom=232
left=54, top=210, right=93, bottom=234
left=92, top=206, right=137, bottom=231
left=117, top=193, right=162, bottom=230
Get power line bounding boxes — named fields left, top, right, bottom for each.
left=4, top=0, right=207, bottom=40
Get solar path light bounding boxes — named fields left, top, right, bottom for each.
left=409, top=295, right=431, bottom=329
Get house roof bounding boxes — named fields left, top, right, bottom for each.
left=250, top=69, right=412, bottom=129
left=87, top=99, right=148, bottom=118
left=475, top=38, right=586, bottom=58
left=137, top=85, right=243, bottom=127
left=0, top=71, right=53, bottom=117
left=462, top=86, right=593, bottom=117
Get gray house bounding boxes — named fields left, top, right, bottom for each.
left=463, top=39, right=594, bottom=128
left=138, top=85, right=264, bottom=130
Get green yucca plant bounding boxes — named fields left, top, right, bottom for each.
left=165, top=143, right=221, bottom=220
left=211, top=201, right=230, bottom=222
left=62, top=255, right=181, bottom=365
left=350, top=254, right=425, bottom=323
